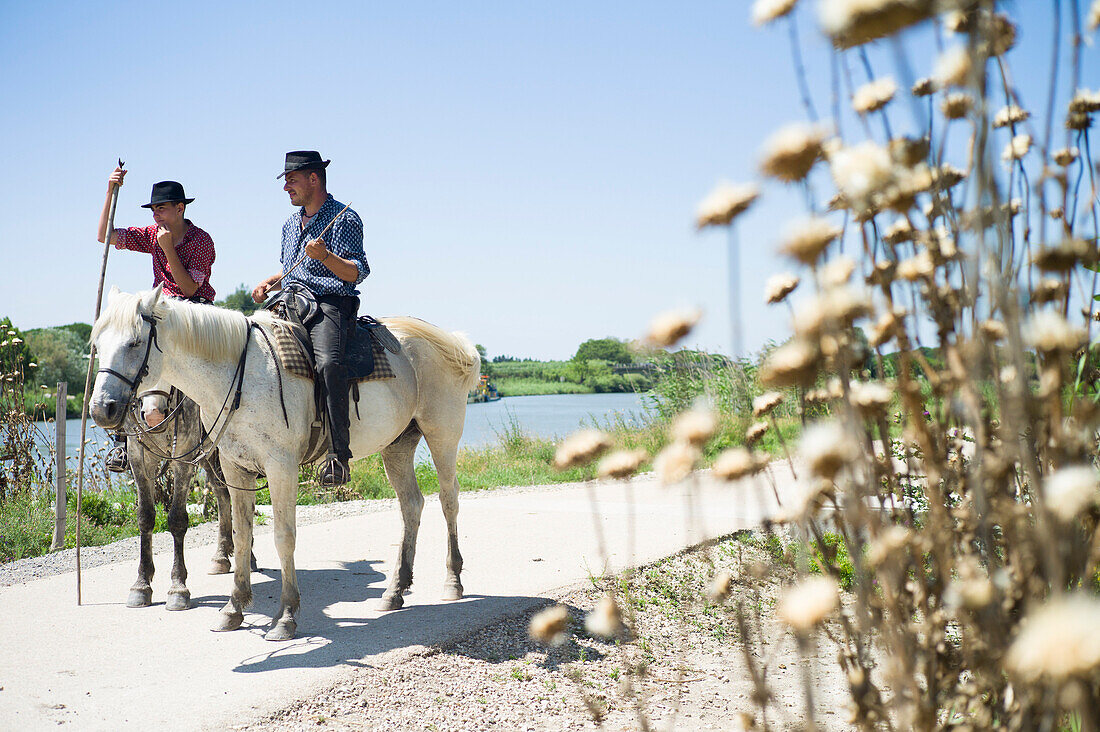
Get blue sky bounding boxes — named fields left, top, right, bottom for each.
left=1, top=2, right=1096, bottom=360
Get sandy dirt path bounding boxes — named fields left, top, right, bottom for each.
left=0, top=468, right=798, bottom=731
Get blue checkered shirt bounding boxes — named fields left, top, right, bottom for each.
left=280, top=195, right=369, bottom=297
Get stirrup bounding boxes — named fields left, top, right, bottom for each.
left=106, top=445, right=129, bottom=473
left=319, top=454, right=350, bottom=488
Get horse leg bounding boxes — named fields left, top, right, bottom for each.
left=265, top=464, right=300, bottom=641
left=203, top=453, right=234, bottom=574
left=126, top=441, right=158, bottom=608
left=164, top=461, right=195, bottom=611
left=428, top=438, right=464, bottom=602
left=211, top=462, right=255, bottom=632
left=378, top=425, right=425, bottom=611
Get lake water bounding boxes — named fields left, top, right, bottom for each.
left=30, top=392, right=652, bottom=471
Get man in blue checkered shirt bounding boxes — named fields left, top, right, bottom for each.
left=252, top=151, right=369, bottom=486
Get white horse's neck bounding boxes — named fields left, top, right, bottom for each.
left=158, top=327, right=249, bottom=426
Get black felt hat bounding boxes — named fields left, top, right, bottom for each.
left=278, top=150, right=331, bottom=179
left=140, top=181, right=194, bottom=208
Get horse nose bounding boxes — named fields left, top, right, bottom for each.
left=90, top=398, right=125, bottom=430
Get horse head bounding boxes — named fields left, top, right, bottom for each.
left=89, top=285, right=167, bottom=430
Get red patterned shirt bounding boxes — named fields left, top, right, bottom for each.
left=113, top=222, right=216, bottom=300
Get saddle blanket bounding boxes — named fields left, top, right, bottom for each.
left=272, top=322, right=396, bottom=383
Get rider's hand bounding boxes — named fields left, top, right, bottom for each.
left=109, top=166, right=127, bottom=188
left=251, top=283, right=269, bottom=303
left=156, top=226, right=172, bottom=251
left=304, top=238, right=330, bottom=261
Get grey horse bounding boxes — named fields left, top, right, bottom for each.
left=121, top=388, right=250, bottom=610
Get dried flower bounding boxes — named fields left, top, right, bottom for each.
left=821, top=256, right=856, bottom=287
left=850, top=380, right=893, bottom=417
left=853, top=77, right=897, bottom=114
left=529, top=604, right=571, bottom=645
left=993, top=104, right=1030, bottom=129
left=713, top=447, right=765, bottom=481
left=1069, top=89, right=1100, bottom=114
left=554, top=429, right=612, bottom=470
left=889, top=136, right=929, bottom=167
left=753, top=391, right=784, bottom=418
left=941, top=92, right=973, bottom=120
left=751, top=0, right=798, bottom=25
left=1044, top=466, right=1099, bottom=522
left=707, top=570, right=734, bottom=602
left=646, top=307, right=702, bottom=347
left=819, top=0, right=933, bottom=49
left=829, top=140, right=895, bottom=213
left=1024, top=310, right=1085, bottom=354
left=777, top=576, right=840, bottom=632
left=1053, top=147, right=1079, bottom=166
left=745, top=421, right=769, bottom=445
left=696, top=181, right=760, bottom=229
left=759, top=123, right=826, bottom=183
left=764, top=272, right=800, bottom=304
left=979, top=319, right=1007, bottom=342
left=760, top=338, right=819, bottom=387
left=597, top=449, right=648, bottom=480
left=883, top=218, right=914, bottom=245
left=654, top=441, right=700, bottom=484
left=1005, top=595, right=1100, bottom=681
left=1032, top=277, right=1067, bottom=304
left=911, top=77, right=935, bottom=97
left=896, top=250, right=935, bottom=281
left=1031, top=238, right=1095, bottom=272
left=1066, top=110, right=1091, bottom=131
left=800, top=421, right=858, bottom=480
left=1090, top=0, right=1100, bottom=32
left=934, top=163, right=967, bottom=189
left=934, top=46, right=971, bottom=88
left=585, top=593, right=627, bottom=638
left=866, top=526, right=910, bottom=567
left=1002, top=134, right=1032, bottom=162
left=672, top=406, right=718, bottom=447
left=779, top=217, right=843, bottom=264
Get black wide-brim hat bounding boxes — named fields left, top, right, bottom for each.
left=140, top=181, right=194, bottom=208
left=278, top=150, right=331, bottom=179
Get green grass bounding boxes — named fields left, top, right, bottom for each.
left=493, top=377, right=593, bottom=396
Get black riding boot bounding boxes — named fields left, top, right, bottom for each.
left=310, top=294, right=358, bottom=487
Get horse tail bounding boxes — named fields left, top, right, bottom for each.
left=381, top=316, right=481, bottom=393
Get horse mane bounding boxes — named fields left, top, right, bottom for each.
left=93, top=290, right=270, bottom=362
left=381, top=316, right=481, bottom=392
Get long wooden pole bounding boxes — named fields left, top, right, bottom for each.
left=75, top=158, right=123, bottom=604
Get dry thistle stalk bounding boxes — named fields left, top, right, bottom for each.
left=696, top=181, right=760, bottom=229
left=597, top=449, right=648, bottom=480
left=529, top=604, right=571, bottom=646
left=645, top=307, right=702, bottom=348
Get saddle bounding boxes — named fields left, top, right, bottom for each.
left=264, top=286, right=401, bottom=465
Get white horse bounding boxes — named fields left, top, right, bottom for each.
left=89, top=286, right=479, bottom=641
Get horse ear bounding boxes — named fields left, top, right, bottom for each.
left=139, top=284, right=163, bottom=313
left=107, top=285, right=120, bottom=303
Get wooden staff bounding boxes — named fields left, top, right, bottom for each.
left=267, top=200, right=353, bottom=291
left=75, top=158, right=123, bottom=604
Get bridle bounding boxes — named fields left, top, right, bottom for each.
left=97, top=313, right=162, bottom=398
left=97, top=310, right=288, bottom=477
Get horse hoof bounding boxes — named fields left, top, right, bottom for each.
left=126, top=588, right=153, bottom=608
left=208, top=558, right=231, bottom=575
left=441, top=583, right=464, bottom=602
left=250, top=554, right=259, bottom=571
left=378, top=593, right=405, bottom=612
left=265, top=621, right=296, bottom=642
left=165, top=590, right=191, bottom=611
left=211, top=611, right=244, bottom=632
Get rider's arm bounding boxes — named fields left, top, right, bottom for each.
left=96, top=166, right=127, bottom=245
left=325, top=209, right=369, bottom=284
left=251, top=272, right=284, bottom=303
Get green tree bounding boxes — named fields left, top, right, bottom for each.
left=216, top=284, right=259, bottom=315
left=574, top=338, right=632, bottom=364
left=24, top=327, right=86, bottom=389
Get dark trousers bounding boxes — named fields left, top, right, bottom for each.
left=309, top=294, right=359, bottom=461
